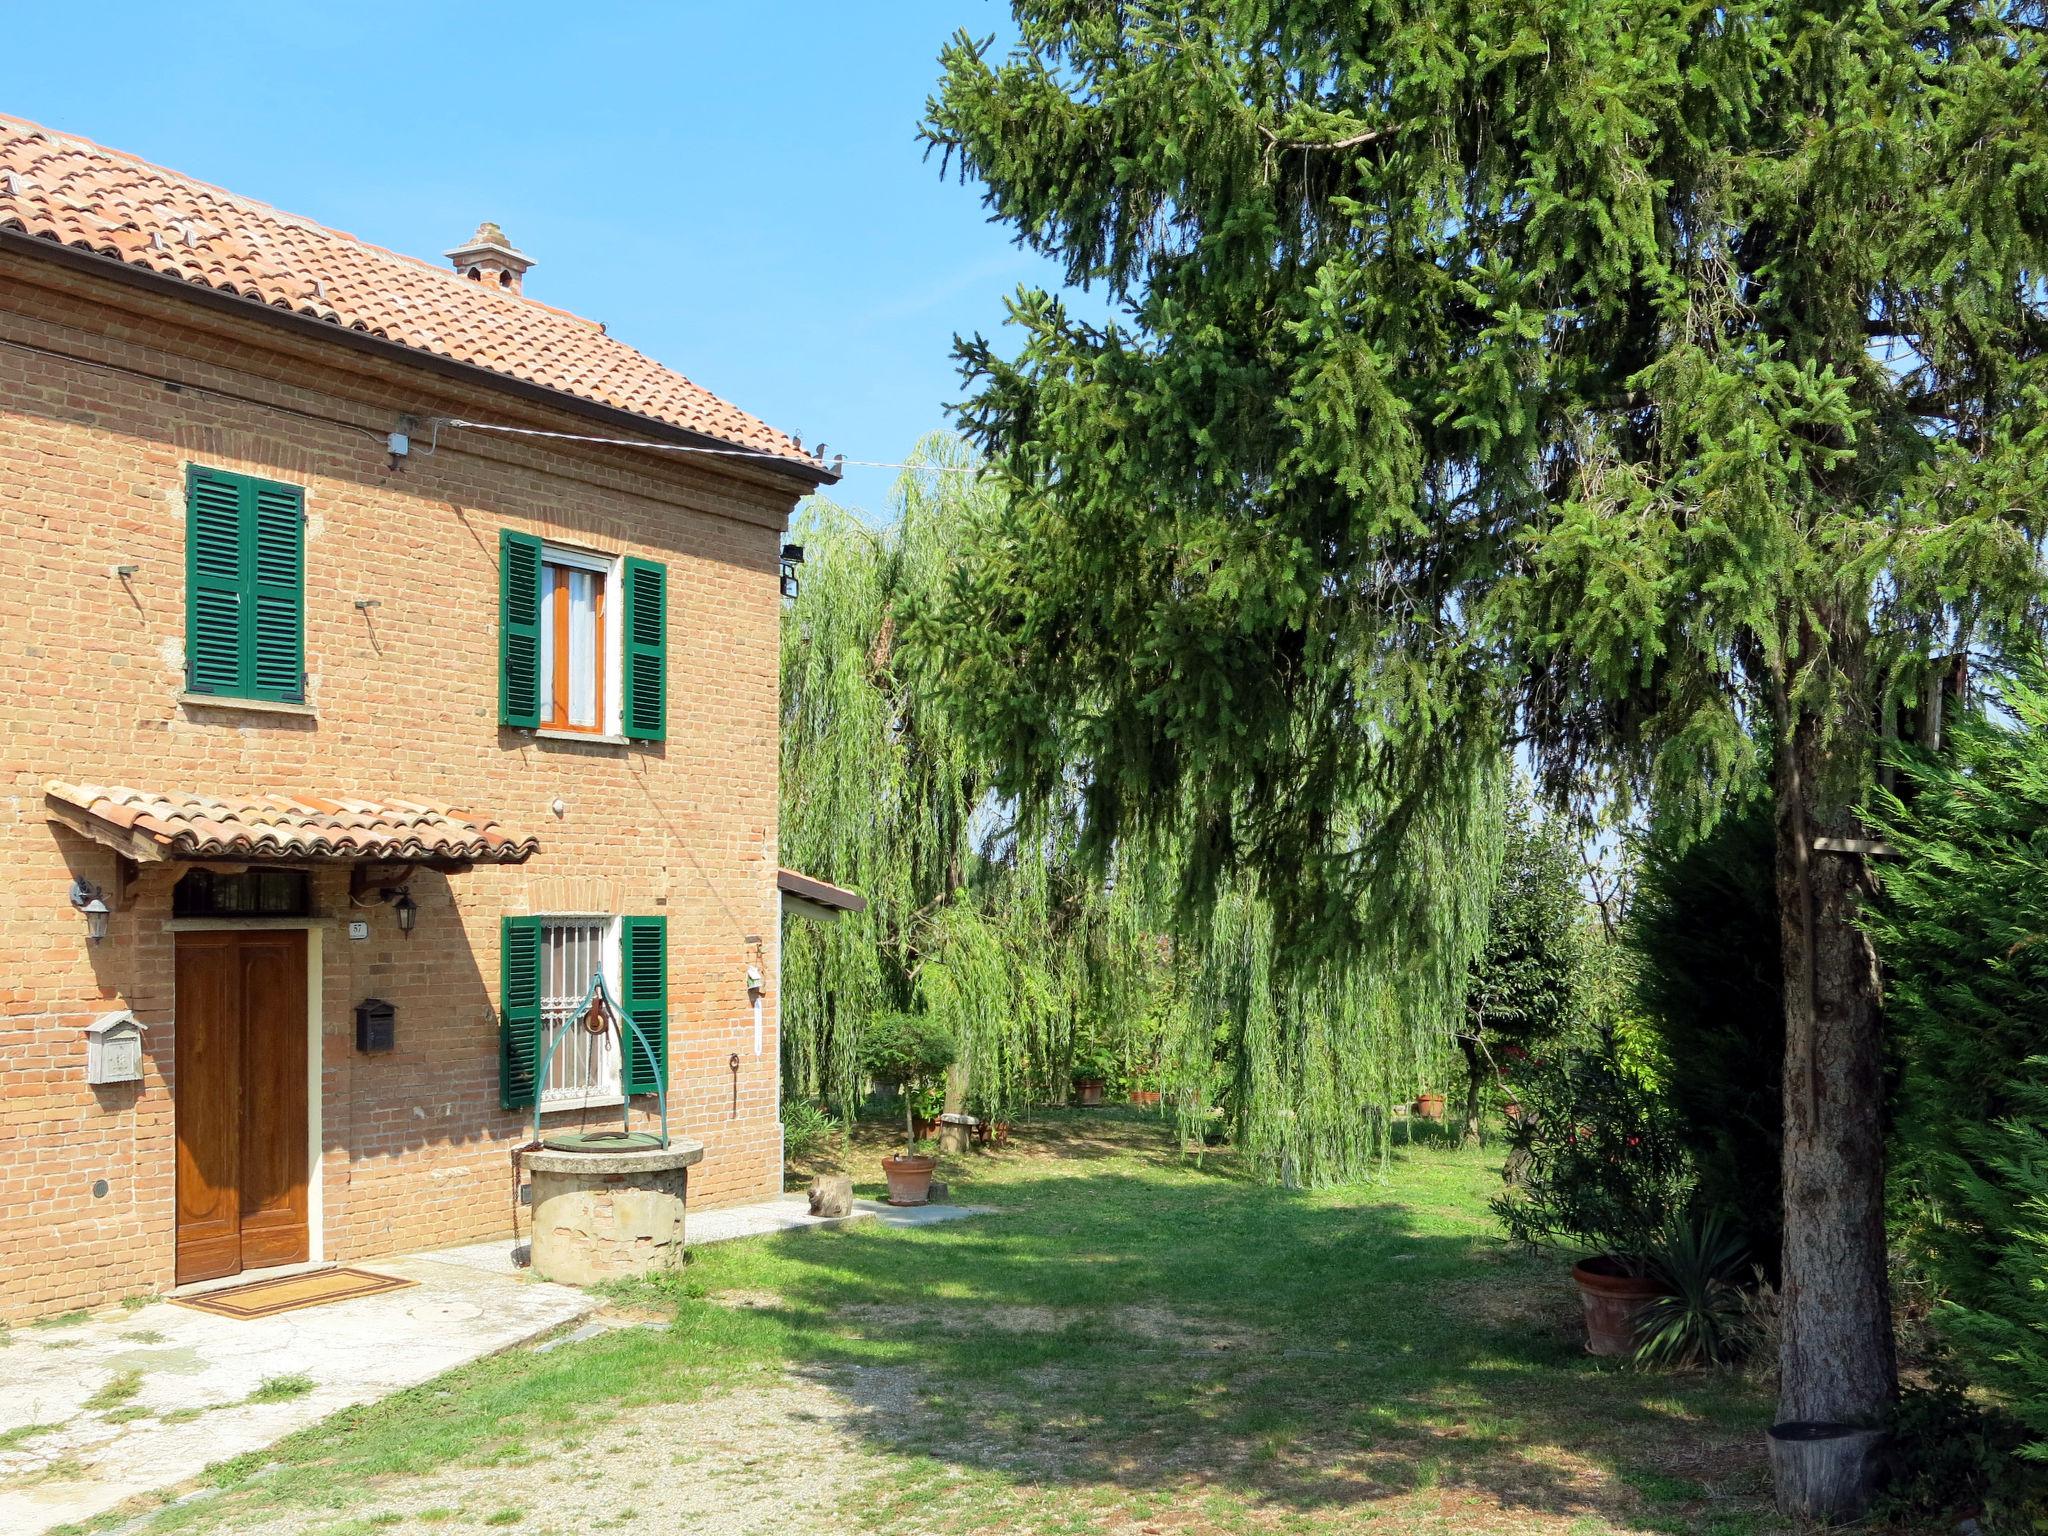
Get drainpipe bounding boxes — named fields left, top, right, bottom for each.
left=772, top=898, right=785, bottom=1178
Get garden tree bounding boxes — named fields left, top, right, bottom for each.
left=922, top=3, right=2048, bottom=1511
left=1459, top=786, right=1586, bottom=1144
left=1868, top=667, right=2048, bottom=1469
left=857, top=1012, right=959, bottom=1155
left=779, top=435, right=1160, bottom=1120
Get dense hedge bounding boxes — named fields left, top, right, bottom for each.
left=1869, top=670, right=2048, bottom=1470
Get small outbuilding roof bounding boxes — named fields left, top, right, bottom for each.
left=777, top=867, right=867, bottom=919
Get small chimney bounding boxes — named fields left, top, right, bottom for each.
left=444, top=221, right=534, bottom=295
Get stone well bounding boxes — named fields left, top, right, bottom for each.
left=525, top=1138, right=705, bottom=1286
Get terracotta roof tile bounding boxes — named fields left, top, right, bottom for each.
left=0, top=113, right=825, bottom=476
left=46, top=781, right=538, bottom=865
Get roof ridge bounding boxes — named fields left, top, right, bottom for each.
left=0, top=111, right=616, bottom=330
left=0, top=110, right=822, bottom=474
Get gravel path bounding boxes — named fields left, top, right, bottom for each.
left=219, top=1366, right=918, bottom=1536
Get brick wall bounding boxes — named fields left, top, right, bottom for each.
left=0, top=256, right=799, bottom=1320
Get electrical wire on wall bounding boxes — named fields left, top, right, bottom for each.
left=430, top=417, right=984, bottom=476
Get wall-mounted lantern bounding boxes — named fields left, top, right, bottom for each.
left=70, top=877, right=110, bottom=943
left=393, top=890, right=418, bottom=935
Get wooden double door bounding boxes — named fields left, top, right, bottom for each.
left=174, top=931, right=309, bottom=1284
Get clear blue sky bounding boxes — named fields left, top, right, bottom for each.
left=0, top=3, right=1056, bottom=515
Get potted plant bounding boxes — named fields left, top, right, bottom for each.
left=858, top=1012, right=958, bottom=1206
left=1128, top=1063, right=1163, bottom=1108
left=1491, top=1031, right=1695, bottom=1355
left=1412, top=1090, right=1447, bottom=1121
left=1072, top=1042, right=1115, bottom=1106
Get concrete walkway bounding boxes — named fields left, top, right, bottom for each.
left=0, top=1196, right=988, bottom=1534
left=0, top=1252, right=595, bottom=1536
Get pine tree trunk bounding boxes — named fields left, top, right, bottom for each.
left=1772, top=704, right=1896, bottom=1521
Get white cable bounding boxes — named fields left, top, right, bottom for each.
left=436, top=418, right=982, bottom=474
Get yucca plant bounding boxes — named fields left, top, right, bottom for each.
left=1635, top=1211, right=1750, bottom=1369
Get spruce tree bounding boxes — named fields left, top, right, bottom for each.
left=923, top=4, right=2048, bottom=1513
left=1461, top=787, right=1585, bottom=1144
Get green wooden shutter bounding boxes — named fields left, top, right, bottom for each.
left=185, top=466, right=304, bottom=702
left=621, top=557, right=667, bottom=741
left=185, top=467, right=245, bottom=695
left=500, top=530, right=544, bottom=728
left=248, top=479, right=305, bottom=701
left=499, top=916, right=544, bottom=1111
left=620, top=915, right=668, bottom=1096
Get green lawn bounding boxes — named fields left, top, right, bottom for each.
left=102, top=1111, right=1825, bottom=1536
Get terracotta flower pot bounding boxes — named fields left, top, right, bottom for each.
left=1413, top=1092, right=1446, bottom=1121
left=880, top=1152, right=937, bottom=1206
left=1571, top=1256, right=1670, bottom=1356
left=1074, top=1077, right=1105, bottom=1106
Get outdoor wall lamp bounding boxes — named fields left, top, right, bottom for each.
left=393, top=890, right=418, bottom=935
left=70, top=877, right=110, bottom=943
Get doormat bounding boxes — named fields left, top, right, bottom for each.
left=174, top=1266, right=416, bottom=1319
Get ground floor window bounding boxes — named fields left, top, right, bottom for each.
left=539, top=916, right=621, bottom=1109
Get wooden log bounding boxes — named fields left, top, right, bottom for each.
left=1768, top=1421, right=1886, bottom=1522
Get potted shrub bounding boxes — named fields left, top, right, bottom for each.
left=1491, top=1030, right=1696, bottom=1355
left=1072, top=1042, right=1115, bottom=1106
left=858, top=1012, right=958, bottom=1206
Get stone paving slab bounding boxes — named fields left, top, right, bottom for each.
left=0, top=1253, right=596, bottom=1536
left=425, top=1194, right=992, bottom=1276
left=690, top=1193, right=992, bottom=1244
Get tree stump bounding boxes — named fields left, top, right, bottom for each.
left=808, top=1173, right=853, bottom=1218
left=1768, top=1421, right=1885, bottom=1522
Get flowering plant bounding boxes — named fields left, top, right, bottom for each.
left=1491, top=1027, right=1694, bottom=1273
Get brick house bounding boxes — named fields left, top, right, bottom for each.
left=0, top=114, right=853, bottom=1319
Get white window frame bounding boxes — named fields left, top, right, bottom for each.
left=536, top=543, right=624, bottom=738
left=537, top=913, right=624, bottom=1114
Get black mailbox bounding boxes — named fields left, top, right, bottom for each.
left=355, top=997, right=396, bottom=1054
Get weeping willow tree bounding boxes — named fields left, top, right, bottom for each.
left=1150, top=760, right=1505, bottom=1185
left=789, top=433, right=1507, bottom=1184
left=780, top=435, right=1162, bottom=1118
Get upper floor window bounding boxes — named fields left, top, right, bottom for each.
left=538, top=547, right=611, bottom=733
left=184, top=466, right=305, bottom=703
left=500, top=531, right=666, bottom=741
